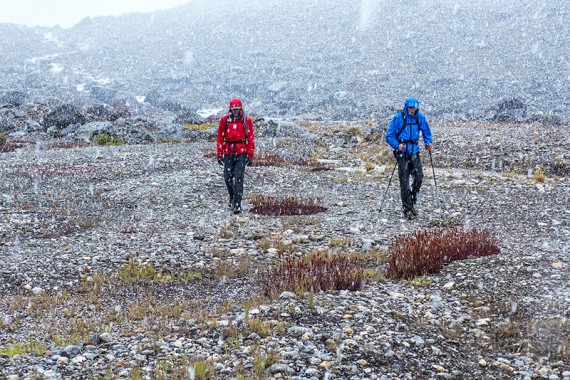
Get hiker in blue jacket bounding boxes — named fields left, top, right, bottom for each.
left=385, top=97, right=433, bottom=220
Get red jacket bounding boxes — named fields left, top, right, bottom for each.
left=217, top=113, right=255, bottom=158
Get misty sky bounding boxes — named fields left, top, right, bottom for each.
left=0, top=0, right=191, bottom=28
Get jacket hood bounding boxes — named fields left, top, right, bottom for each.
left=228, top=98, right=243, bottom=113
left=404, top=97, right=419, bottom=111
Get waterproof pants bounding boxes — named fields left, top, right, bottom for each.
left=396, top=152, right=424, bottom=213
left=224, top=153, right=247, bottom=207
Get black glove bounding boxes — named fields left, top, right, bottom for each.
left=393, top=150, right=403, bottom=159
left=246, top=157, right=253, bottom=167
left=217, top=157, right=224, bottom=166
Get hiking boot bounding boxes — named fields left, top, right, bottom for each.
left=233, top=205, right=242, bottom=214
left=405, top=210, right=416, bottom=220
left=411, top=206, right=418, bottom=216
left=228, top=199, right=235, bottom=209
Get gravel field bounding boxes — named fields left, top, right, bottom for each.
left=0, top=121, right=569, bottom=379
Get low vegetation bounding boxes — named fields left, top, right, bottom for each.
left=184, top=123, right=216, bottom=131
left=387, top=227, right=500, bottom=279
left=262, top=252, right=364, bottom=298
left=249, top=194, right=327, bottom=216
left=92, top=132, right=124, bottom=146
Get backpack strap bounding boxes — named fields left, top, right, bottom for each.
left=396, top=111, right=419, bottom=146
left=396, top=111, right=420, bottom=151
left=242, top=115, right=248, bottom=144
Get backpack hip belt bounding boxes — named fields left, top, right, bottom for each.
left=225, top=139, right=247, bottom=154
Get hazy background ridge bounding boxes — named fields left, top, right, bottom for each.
left=0, top=0, right=568, bottom=121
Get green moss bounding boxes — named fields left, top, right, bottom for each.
left=330, top=238, right=348, bottom=247
left=191, top=360, right=216, bottom=379
left=184, top=123, right=216, bottom=131
left=543, top=114, right=561, bottom=125
left=406, top=276, right=434, bottom=286
left=118, top=259, right=201, bottom=285
left=0, top=341, right=47, bottom=357
left=92, top=132, right=124, bottom=146
left=363, top=269, right=387, bottom=283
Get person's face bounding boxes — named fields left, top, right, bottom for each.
left=407, top=107, right=417, bottom=115
left=231, top=107, right=241, bottom=116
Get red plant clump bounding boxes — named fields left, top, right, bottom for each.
left=202, top=150, right=331, bottom=170
left=250, top=195, right=327, bottom=216
left=262, top=252, right=364, bottom=298
left=0, top=142, right=26, bottom=153
left=253, top=152, right=289, bottom=167
left=254, top=152, right=331, bottom=170
left=387, top=228, right=500, bottom=279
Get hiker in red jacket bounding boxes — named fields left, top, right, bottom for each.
left=217, top=98, right=255, bottom=214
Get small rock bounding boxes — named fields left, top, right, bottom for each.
left=279, top=291, right=296, bottom=299
left=72, top=355, right=87, bottom=364
left=268, top=364, right=294, bottom=375
left=99, top=332, right=113, bottom=343
left=411, top=335, right=425, bottom=346
left=443, top=281, right=455, bottom=289
left=57, top=356, right=69, bottom=365
left=62, top=345, right=82, bottom=358
left=476, top=318, right=491, bottom=326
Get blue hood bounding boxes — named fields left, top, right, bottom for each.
left=404, top=97, right=419, bottom=110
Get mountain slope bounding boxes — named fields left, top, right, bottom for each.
left=0, top=0, right=568, bottom=121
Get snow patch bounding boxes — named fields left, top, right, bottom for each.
left=183, top=50, right=194, bottom=66
left=197, top=108, right=223, bottom=118
left=50, top=63, right=64, bottom=73
left=44, top=33, right=60, bottom=44
left=94, top=78, right=112, bottom=85
left=268, top=81, right=288, bottom=92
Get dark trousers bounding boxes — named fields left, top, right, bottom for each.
left=396, top=152, right=424, bottom=213
left=224, top=153, right=247, bottom=207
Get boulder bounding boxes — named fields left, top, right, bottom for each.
left=0, top=91, right=27, bottom=106
left=44, top=104, right=86, bottom=130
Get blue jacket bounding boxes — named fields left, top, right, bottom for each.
left=385, top=109, right=432, bottom=154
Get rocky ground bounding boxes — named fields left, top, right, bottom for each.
left=0, top=120, right=569, bottom=380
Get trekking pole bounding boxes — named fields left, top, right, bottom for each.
left=378, top=160, right=398, bottom=214
left=428, top=150, right=442, bottom=209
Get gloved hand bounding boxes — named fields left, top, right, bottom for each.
left=217, top=157, right=224, bottom=166
left=246, top=157, right=253, bottom=167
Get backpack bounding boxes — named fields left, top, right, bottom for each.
left=396, top=111, right=419, bottom=144
left=224, top=114, right=248, bottom=144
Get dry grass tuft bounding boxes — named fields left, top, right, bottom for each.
left=250, top=195, right=327, bottom=216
